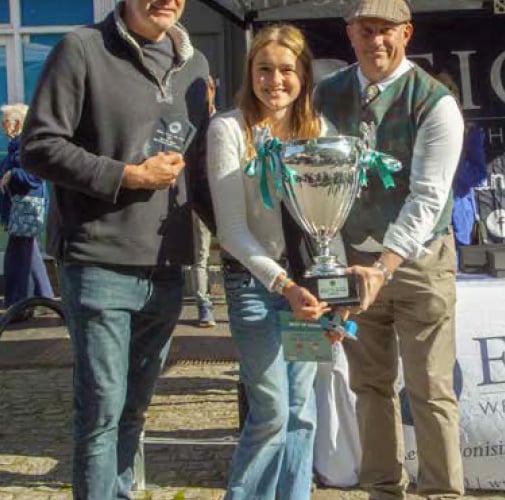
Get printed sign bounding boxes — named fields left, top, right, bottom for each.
left=399, top=276, right=505, bottom=490
left=279, top=311, right=334, bottom=362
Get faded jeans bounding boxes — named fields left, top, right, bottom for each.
left=223, top=267, right=317, bottom=500
left=191, top=212, right=213, bottom=307
left=58, top=263, right=183, bottom=500
left=4, top=235, right=54, bottom=307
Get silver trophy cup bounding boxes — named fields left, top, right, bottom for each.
left=281, top=136, right=363, bottom=306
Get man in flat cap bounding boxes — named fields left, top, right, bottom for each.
left=314, top=0, right=465, bottom=497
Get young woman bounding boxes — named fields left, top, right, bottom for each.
left=207, top=24, right=340, bottom=499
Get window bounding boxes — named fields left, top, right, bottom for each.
left=23, top=33, right=64, bottom=102
left=21, top=0, right=93, bottom=27
left=0, top=1, right=113, bottom=109
left=0, top=44, right=7, bottom=155
left=0, top=0, right=9, bottom=24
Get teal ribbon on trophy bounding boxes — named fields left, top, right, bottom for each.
left=359, top=150, right=402, bottom=189
left=245, top=137, right=297, bottom=209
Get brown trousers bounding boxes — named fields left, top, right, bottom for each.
left=344, top=233, right=464, bottom=499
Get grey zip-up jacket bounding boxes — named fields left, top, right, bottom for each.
left=21, top=4, right=214, bottom=267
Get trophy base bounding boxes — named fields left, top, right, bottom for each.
left=302, top=272, right=360, bottom=306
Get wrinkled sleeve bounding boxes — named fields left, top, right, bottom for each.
left=207, top=115, right=285, bottom=289
left=20, top=33, right=124, bottom=202
left=384, top=95, right=464, bottom=259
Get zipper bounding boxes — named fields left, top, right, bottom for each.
left=115, top=14, right=188, bottom=103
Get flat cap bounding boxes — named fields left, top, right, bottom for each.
left=344, top=0, right=412, bottom=23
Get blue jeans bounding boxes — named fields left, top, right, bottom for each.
left=191, top=212, right=213, bottom=307
left=58, top=263, right=183, bottom=500
left=4, top=235, right=54, bottom=307
left=223, top=268, right=317, bottom=500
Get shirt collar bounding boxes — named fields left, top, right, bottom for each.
left=357, top=58, right=413, bottom=93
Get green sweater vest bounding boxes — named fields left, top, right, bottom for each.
left=314, top=63, right=453, bottom=248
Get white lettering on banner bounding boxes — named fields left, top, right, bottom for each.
left=491, top=51, right=505, bottom=104
left=410, top=50, right=505, bottom=110
left=452, top=50, right=480, bottom=110
left=488, top=126, right=505, bottom=146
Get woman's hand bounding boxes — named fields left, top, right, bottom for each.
left=283, top=282, right=330, bottom=321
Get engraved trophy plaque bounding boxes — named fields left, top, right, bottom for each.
left=281, top=136, right=364, bottom=306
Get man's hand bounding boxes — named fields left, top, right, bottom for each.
left=346, top=249, right=403, bottom=312
left=283, top=282, right=331, bottom=321
left=0, top=171, right=12, bottom=193
left=347, top=265, right=387, bottom=311
left=122, top=151, right=185, bottom=190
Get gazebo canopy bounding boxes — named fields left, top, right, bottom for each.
left=200, top=0, right=487, bottom=26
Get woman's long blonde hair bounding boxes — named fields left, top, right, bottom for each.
left=238, top=24, right=321, bottom=159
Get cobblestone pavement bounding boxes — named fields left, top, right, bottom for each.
left=1, top=305, right=505, bottom=500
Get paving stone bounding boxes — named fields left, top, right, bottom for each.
left=1, top=304, right=505, bottom=500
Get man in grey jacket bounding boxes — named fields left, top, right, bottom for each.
left=21, top=1, right=213, bottom=498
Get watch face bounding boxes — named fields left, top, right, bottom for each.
left=143, top=115, right=196, bottom=157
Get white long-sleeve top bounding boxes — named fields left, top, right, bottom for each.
left=354, top=58, right=464, bottom=259
left=207, top=109, right=338, bottom=290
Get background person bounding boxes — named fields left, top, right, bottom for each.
left=20, top=1, right=213, bottom=498
left=314, top=0, right=465, bottom=497
left=433, top=70, right=487, bottom=258
left=207, top=24, right=342, bottom=500
left=192, top=75, right=217, bottom=327
left=0, top=103, right=54, bottom=320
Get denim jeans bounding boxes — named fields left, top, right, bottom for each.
left=4, top=235, right=54, bottom=307
left=191, top=212, right=212, bottom=307
left=58, top=263, right=183, bottom=500
left=223, top=268, right=317, bottom=500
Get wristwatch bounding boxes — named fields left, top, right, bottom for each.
left=373, top=261, right=394, bottom=284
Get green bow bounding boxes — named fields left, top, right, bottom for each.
left=359, top=150, right=402, bottom=189
left=245, top=138, right=297, bottom=209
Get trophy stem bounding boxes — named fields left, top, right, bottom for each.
left=304, top=236, right=346, bottom=277
left=318, top=236, right=331, bottom=258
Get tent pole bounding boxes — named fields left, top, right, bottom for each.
left=243, top=9, right=258, bottom=49
left=245, top=24, right=254, bottom=51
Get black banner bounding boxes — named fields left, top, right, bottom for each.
left=276, top=10, right=505, bottom=167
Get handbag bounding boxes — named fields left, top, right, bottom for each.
left=7, top=193, right=45, bottom=237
